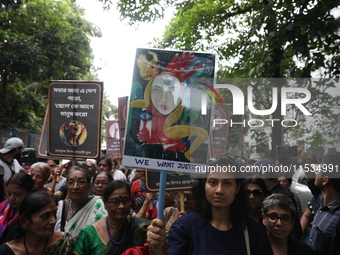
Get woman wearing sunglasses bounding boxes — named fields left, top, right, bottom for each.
left=73, top=180, right=150, bottom=255
left=244, top=176, right=268, bottom=223
left=262, top=193, right=314, bottom=255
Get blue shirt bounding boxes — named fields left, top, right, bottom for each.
left=308, top=199, right=340, bottom=255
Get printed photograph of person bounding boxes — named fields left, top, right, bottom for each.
left=109, top=122, right=120, bottom=140
left=59, top=120, right=87, bottom=147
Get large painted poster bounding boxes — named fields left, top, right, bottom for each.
left=212, top=104, right=231, bottom=156
left=123, top=48, right=216, bottom=173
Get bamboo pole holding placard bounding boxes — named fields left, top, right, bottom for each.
left=180, top=191, right=184, bottom=212
left=147, top=168, right=153, bottom=210
left=157, top=170, right=167, bottom=220
left=55, top=160, right=63, bottom=183
left=72, top=158, right=77, bottom=166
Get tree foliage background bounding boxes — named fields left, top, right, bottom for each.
left=101, top=0, right=340, bottom=157
left=0, top=0, right=117, bottom=134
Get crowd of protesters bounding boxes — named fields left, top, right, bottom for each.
left=0, top=137, right=339, bottom=255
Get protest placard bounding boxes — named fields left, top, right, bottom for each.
left=48, top=81, right=103, bottom=158
left=145, top=170, right=197, bottom=192
left=106, top=120, right=121, bottom=157
left=122, top=48, right=217, bottom=173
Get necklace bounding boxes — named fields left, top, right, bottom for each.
left=106, top=217, right=127, bottom=245
left=23, top=235, right=49, bottom=255
left=69, top=200, right=75, bottom=214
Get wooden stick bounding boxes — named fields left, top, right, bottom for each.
left=150, top=199, right=153, bottom=210
left=55, top=160, right=63, bottom=183
left=145, top=168, right=153, bottom=210
left=180, top=191, right=184, bottom=211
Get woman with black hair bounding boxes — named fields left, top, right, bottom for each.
left=73, top=180, right=150, bottom=255
left=0, top=191, right=75, bottom=254
left=0, top=172, right=34, bottom=244
left=92, top=171, right=113, bottom=197
left=147, top=157, right=273, bottom=255
left=244, top=176, right=269, bottom=223
left=277, top=175, right=303, bottom=218
left=97, top=156, right=126, bottom=181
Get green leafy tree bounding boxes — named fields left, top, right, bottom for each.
left=100, top=0, right=340, bottom=156
left=0, top=0, right=101, bottom=131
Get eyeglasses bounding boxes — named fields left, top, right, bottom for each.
left=245, top=189, right=263, bottom=199
left=67, top=179, right=88, bottom=187
left=264, top=213, right=294, bottom=225
left=94, top=181, right=108, bottom=186
left=107, top=197, right=131, bottom=207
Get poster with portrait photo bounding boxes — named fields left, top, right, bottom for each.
left=122, top=48, right=217, bottom=173
left=106, top=120, right=121, bottom=158
left=48, top=81, right=103, bottom=158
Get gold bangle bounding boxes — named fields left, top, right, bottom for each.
left=47, top=188, right=54, bottom=192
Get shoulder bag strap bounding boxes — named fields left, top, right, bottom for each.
left=164, top=207, right=175, bottom=225
left=60, top=199, right=69, bottom=232
left=244, top=225, right=251, bottom=255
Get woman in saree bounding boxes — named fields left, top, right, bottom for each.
left=73, top=180, right=150, bottom=255
left=0, top=191, right=75, bottom=254
left=54, top=166, right=107, bottom=237
left=0, top=172, right=35, bottom=244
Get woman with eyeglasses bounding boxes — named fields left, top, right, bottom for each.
left=147, top=157, right=273, bottom=255
left=244, top=176, right=268, bottom=223
left=54, top=166, right=108, bottom=237
left=262, top=193, right=314, bottom=255
left=92, top=171, right=113, bottom=197
left=73, top=180, right=150, bottom=255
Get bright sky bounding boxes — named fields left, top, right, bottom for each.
left=78, top=0, right=172, bottom=107
left=78, top=2, right=340, bottom=109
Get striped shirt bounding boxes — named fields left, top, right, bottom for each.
left=308, top=199, right=340, bottom=254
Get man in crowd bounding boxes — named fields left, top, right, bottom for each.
left=308, top=152, right=340, bottom=255
left=0, top=137, right=24, bottom=201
